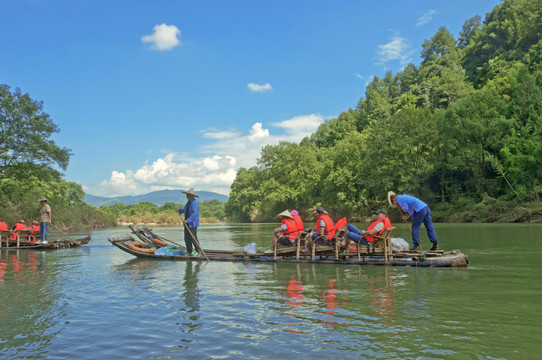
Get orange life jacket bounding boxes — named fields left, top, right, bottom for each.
left=0, top=222, right=7, bottom=231
left=281, top=218, right=300, bottom=240
left=27, top=224, right=39, bottom=236
left=316, top=214, right=336, bottom=239
left=292, top=215, right=304, bottom=232
left=10, top=222, right=26, bottom=239
left=365, top=217, right=392, bottom=242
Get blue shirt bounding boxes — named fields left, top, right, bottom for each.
left=396, top=195, right=428, bottom=215
left=178, top=198, right=199, bottom=228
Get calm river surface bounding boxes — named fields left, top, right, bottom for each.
left=0, top=223, right=540, bottom=359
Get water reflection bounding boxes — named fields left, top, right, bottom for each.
left=0, top=250, right=58, bottom=359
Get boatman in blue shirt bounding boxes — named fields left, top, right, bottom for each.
left=388, top=191, right=438, bottom=251
left=178, top=188, right=201, bottom=256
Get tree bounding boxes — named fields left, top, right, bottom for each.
left=0, top=85, right=71, bottom=175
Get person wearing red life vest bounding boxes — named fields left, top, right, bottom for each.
left=339, top=209, right=391, bottom=248
left=289, top=210, right=304, bottom=234
left=309, top=206, right=335, bottom=246
left=269, top=210, right=299, bottom=252
left=0, top=219, right=8, bottom=231
left=10, top=220, right=27, bottom=240
left=27, top=221, right=40, bottom=236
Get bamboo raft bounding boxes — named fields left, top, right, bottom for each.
left=0, top=230, right=91, bottom=250
left=108, top=225, right=468, bottom=267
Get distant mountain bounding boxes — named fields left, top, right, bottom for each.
left=84, top=189, right=228, bottom=207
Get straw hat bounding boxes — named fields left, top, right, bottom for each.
left=40, top=197, right=48, bottom=202
left=387, top=191, right=396, bottom=208
left=277, top=210, right=293, bottom=219
left=32, top=221, right=39, bottom=224
left=19, top=219, right=25, bottom=223
left=182, top=188, right=199, bottom=197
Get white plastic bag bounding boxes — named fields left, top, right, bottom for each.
left=243, top=243, right=257, bottom=254
left=391, top=237, right=409, bottom=253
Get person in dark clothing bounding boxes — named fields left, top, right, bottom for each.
left=178, top=188, right=201, bottom=256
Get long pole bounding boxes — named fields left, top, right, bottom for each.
left=50, top=223, right=74, bottom=240
left=180, top=216, right=209, bottom=262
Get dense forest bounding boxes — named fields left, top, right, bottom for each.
left=225, top=0, right=542, bottom=223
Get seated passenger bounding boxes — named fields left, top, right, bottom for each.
left=270, top=210, right=300, bottom=251
left=339, top=209, right=391, bottom=248
left=10, top=220, right=26, bottom=240
left=0, top=219, right=8, bottom=231
left=309, top=206, right=335, bottom=246
left=27, top=221, right=40, bottom=236
left=290, top=210, right=304, bottom=234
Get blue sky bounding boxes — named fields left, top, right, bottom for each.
left=1, top=0, right=501, bottom=197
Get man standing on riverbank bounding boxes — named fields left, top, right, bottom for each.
left=388, top=192, right=438, bottom=251
left=39, top=197, right=51, bottom=245
left=178, top=188, right=201, bottom=256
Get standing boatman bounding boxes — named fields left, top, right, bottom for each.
left=388, top=191, right=438, bottom=251
left=178, top=188, right=201, bottom=256
left=39, top=197, right=52, bottom=245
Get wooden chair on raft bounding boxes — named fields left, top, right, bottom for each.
left=0, top=229, right=36, bottom=248
left=310, top=227, right=348, bottom=260
left=335, top=226, right=396, bottom=263
left=273, top=231, right=310, bottom=260
left=357, top=226, right=396, bottom=263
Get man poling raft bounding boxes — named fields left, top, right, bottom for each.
left=388, top=191, right=438, bottom=251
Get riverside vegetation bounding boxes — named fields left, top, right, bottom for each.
left=2, top=0, right=541, bottom=228
left=225, top=0, right=542, bottom=224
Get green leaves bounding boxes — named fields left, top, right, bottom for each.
left=0, top=84, right=72, bottom=174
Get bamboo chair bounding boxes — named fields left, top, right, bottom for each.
left=0, top=230, right=11, bottom=248
left=310, top=227, right=347, bottom=260
left=273, top=231, right=309, bottom=260
left=357, top=226, right=396, bottom=263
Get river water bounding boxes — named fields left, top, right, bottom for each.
left=0, top=223, right=540, bottom=359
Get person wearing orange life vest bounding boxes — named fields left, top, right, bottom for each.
left=10, top=220, right=27, bottom=240
left=27, top=221, right=40, bottom=236
left=269, top=210, right=299, bottom=252
left=309, top=206, right=335, bottom=246
left=289, top=209, right=304, bottom=233
left=339, top=209, right=391, bottom=248
left=0, top=219, right=8, bottom=231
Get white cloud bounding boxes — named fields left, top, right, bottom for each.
left=248, top=122, right=269, bottom=142
left=91, top=114, right=326, bottom=197
left=271, top=114, right=324, bottom=141
left=247, top=82, right=272, bottom=92
left=96, top=154, right=237, bottom=197
left=376, top=35, right=414, bottom=67
left=417, top=10, right=438, bottom=26
left=142, top=23, right=181, bottom=51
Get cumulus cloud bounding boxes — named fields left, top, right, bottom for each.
left=142, top=23, right=181, bottom=51
left=247, top=82, right=272, bottom=92
left=417, top=10, right=438, bottom=26
left=97, top=154, right=237, bottom=196
left=91, top=114, right=325, bottom=197
left=376, top=35, right=414, bottom=67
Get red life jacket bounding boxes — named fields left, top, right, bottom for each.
left=11, top=222, right=26, bottom=239
left=316, top=214, right=336, bottom=239
left=27, top=224, right=39, bottom=236
left=281, top=218, right=300, bottom=240
left=0, top=222, right=7, bottom=231
left=292, top=215, right=304, bottom=232
left=365, top=217, right=392, bottom=242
